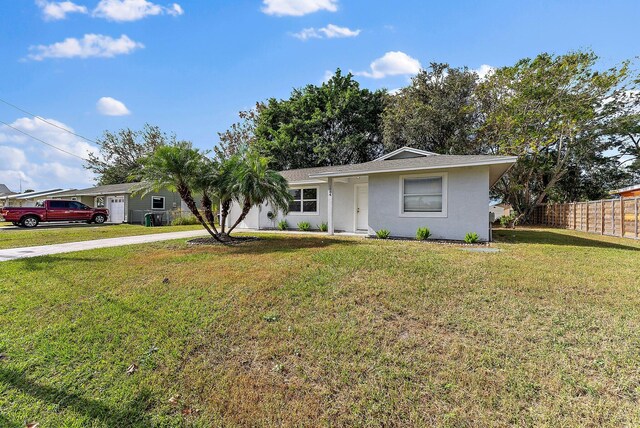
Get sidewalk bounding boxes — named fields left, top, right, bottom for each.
left=0, top=229, right=210, bottom=262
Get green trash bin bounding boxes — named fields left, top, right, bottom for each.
left=144, top=212, right=154, bottom=227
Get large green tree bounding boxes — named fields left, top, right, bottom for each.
left=252, top=69, right=388, bottom=170
left=382, top=63, right=482, bottom=154
left=86, top=124, right=171, bottom=185
left=477, top=51, right=634, bottom=222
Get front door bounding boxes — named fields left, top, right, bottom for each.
left=107, top=196, right=125, bottom=223
left=355, top=184, right=368, bottom=231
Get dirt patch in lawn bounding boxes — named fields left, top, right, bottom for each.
left=187, top=236, right=261, bottom=246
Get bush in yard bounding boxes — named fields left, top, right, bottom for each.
left=464, top=232, right=480, bottom=243
left=318, top=222, right=328, bottom=232
left=376, top=229, right=391, bottom=239
left=416, top=227, right=431, bottom=240
left=297, top=221, right=311, bottom=231
left=499, top=213, right=516, bottom=228
left=171, top=215, right=200, bottom=226
left=278, top=220, right=288, bottom=230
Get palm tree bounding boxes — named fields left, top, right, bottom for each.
left=226, top=150, right=291, bottom=235
left=136, top=141, right=221, bottom=241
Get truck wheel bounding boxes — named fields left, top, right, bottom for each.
left=93, top=214, right=107, bottom=224
left=21, top=216, right=39, bottom=228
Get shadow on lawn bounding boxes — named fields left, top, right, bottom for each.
left=493, top=228, right=640, bottom=251
left=224, top=234, right=359, bottom=255
left=17, top=255, right=107, bottom=272
left=0, top=367, right=153, bottom=426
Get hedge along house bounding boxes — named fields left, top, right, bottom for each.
left=52, top=183, right=186, bottom=225
left=226, top=147, right=517, bottom=241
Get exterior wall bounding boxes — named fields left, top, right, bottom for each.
left=620, top=189, right=640, bottom=198
left=368, top=166, right=491, bottom=241
left=127, top=189, right=183, bottom=225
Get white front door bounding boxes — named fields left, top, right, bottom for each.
left=355, top=184, right=368, bottom=231
left=107, top=196, right=125, bottom=223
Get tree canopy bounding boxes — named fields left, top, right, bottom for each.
left=476, top=51, right=635, bottom=221
left=382, top=63, right=482, bottom=154
left=85, top=124, right=171, bottom=185
left=251, top=69, right=388, bottom=170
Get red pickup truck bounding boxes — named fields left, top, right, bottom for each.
left=0, top=200, right=109, bottom=228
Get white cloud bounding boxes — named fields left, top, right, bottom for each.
left=96, top=97, right=131, bottom=116
left=27, top=34, right=144, bottom=60
left=473, top=64, right=495, bottom=80
left=355, top=51, right=422, bottom=79
left=293, top=24, right=360, bottom=40
left=93, top=0, right=184, bottom=22
left=262, top=0, right=337, bottom=16
left=0, top=117, right=98, bottom=190
left=36, top=0, right=88, bottom=20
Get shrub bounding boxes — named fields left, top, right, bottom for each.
left=499, top=213, right=516, bottom=228
left=297, top=221, right=311, bottom=231
left=277, top=219, right=288, bottom=230
left=376, top=229, right=391, bottom=239
left=416, top=226, right=431, bottom=240
left=318, top=222, right=328, bottom=232
left=464, top=232, right=480, bottom=243
left=171, top=215, right=200, bottom=226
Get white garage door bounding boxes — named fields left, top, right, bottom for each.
left=107, top=196, right=125, bottom=223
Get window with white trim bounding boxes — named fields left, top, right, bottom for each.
left=288, top=187, right=318, bottom=213
left=95, top=196, right=105, bottom=208
left=151, top=196, right=165, bottom=210
left=400, top=173, right=447, bottom=216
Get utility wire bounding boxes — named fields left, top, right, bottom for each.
left=0, top=97, right=97, bottom=144
left=0, top=118, right=89, bottom=161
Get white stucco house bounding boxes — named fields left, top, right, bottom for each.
left=227, top=147, right=517, bottom=241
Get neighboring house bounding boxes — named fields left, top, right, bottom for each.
left=489, top=202, right=513, bottom=222
left=0, top=184, right=16, bottom=197
left=227, top=147, right=517, bottom=241
left=1, top=189, right=71, bottom=207
left=610, top=183, right=640, bottom=198
left=53, top=183, right=186, bottom=225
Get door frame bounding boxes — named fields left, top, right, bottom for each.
left=353, top=183, right=369, bottom=231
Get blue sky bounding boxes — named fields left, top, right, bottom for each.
left=1, top=0, right=639, bottom=191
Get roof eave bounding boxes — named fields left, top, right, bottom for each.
left=308, top=157, right=519, bottom=179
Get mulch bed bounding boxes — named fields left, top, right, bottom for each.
left=187, top=236, right=261, bottom=246
left=368, top=236, right=491, bottom=246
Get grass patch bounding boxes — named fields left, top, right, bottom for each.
left=1, top=228, right=640, bottom=426
left=0, top=224, right=203, bottom=250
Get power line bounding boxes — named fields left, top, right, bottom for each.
left=0, top=118, right=89, bottom=161
left=0, top=97, right=97, bottom=144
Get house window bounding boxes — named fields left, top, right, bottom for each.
left=95, top=197, right=105, bottom=208
left=400, top=173, right=447, bottom=217
left=151, top=196, right=165, bottom=210
left=288, top=187, right=318, bottom=214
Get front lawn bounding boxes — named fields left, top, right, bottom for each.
left=0, top=224, right=203, bottom=250
left=1, top=229, right=640, bottom=426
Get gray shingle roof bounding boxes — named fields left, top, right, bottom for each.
left=280, top=155, right=517, bottom=182
left=0, top=184, right=15, bottom=196
left=54, top=182, right=140, bottom=197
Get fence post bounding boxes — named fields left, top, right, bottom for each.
left=635, top=198, right=640, bottom=239
left=586, top=202, right=589, bottom=232
left=620, top=197, right=625, bottom=238
left=611, top=200, right=615, bottom=236
left=601, top=200, right=605, bottom=235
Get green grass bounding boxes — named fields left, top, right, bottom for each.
left=1, top=228, right=640, bottom=426
left=0, top=224, right=203, bottom=250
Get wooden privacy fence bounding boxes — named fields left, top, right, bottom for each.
left=533, top=197, right=640, bottom=240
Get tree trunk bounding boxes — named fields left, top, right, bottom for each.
left=200, top=191, right=219, bottom=235
left=227, top=199, right=252, bottom=235
left=176, top=183, right=222, bottom=242
left=219, top=198, right=232, bottom=234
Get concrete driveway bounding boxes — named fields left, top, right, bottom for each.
left=0, top=229, right=210, bottom=262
